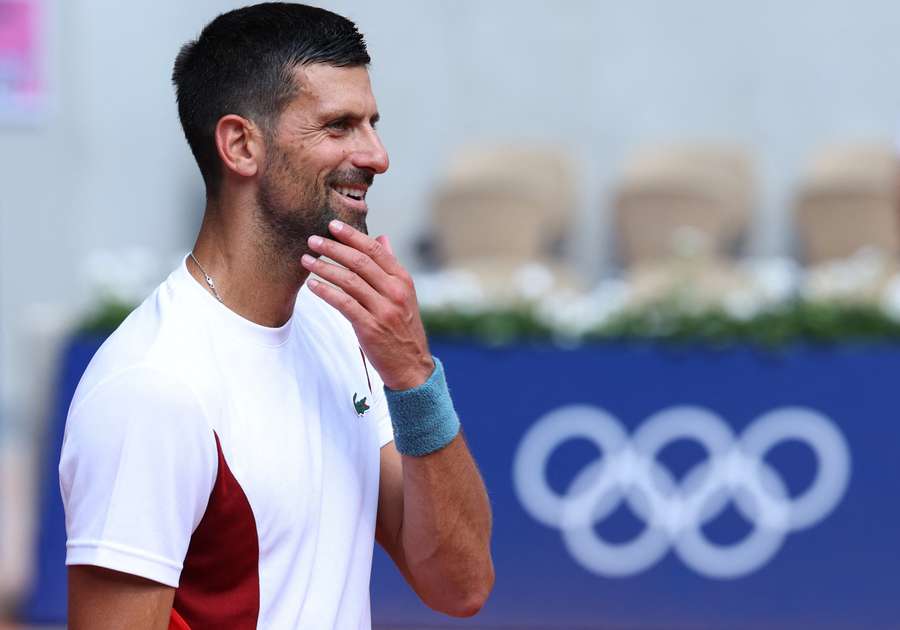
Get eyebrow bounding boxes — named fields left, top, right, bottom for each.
left=322, top=110, right=381, bottom=125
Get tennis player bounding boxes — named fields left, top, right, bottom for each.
left=59, top=3, right=494, bottom=628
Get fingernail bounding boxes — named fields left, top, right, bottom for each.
left=307, top=278, right=319, bottom=288
left=330, top=220, right=344, bottom=232
left=308, top=235, right=323, bottom=248
left=301, top=254, right=316, bottom=267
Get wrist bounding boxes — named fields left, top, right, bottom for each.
left=384, top=356, right=460, bottom=457
left=383, top=355, right=435, bottom=391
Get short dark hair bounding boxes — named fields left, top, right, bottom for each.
left=172, top=2, right=370, bottom=196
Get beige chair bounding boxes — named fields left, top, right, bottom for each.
left=614, top=144, right=754, bottom=267
left=427, top=145, right=581, bottom=299
left=794, top=143, right=900, bottom=265
left=432, top=182, right=549, bottom=263
left=431, top=144, right=576, bottom=262
left=441, top=146, right=576, bottom=253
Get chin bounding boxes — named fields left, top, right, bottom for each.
left=338, top=212, right=368, bottom=235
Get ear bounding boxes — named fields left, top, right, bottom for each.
left=214, top=114, right=263, bottom=179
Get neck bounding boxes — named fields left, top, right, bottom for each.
left=188, top=197, right=311, bottom=328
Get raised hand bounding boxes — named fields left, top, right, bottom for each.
left=302, top=220, right=434, bottom=391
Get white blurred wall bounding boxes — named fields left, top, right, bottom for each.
left=3, top=0, right=900, bottom=427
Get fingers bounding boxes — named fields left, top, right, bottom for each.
left=328, top=220, right=404, bottom=276
left=376, top=234, right=394, bottom=256
left=308, top=222, right=411, bottom=298
left=306, top=277, right=373, bottom=327
left=307, top=221, right=416, bottom=316
left=301, top=253, right=381, bottom=310
left=307, top=235, right=394, bottom=296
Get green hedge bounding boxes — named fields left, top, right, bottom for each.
left=422, top=300, right=900, bottom=346
left=78, top=295, right=900, bottom=347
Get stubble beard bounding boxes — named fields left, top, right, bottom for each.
left=255, top=150, right=369, bottom=282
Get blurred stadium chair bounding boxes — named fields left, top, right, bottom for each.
left=432, top=182, right=550, bottom=263
left=441, top=145, right=576, bottom=255
left=614, top=144, right=754, bottom=267
left=426, top=145, right=581, bottom=296
left=794, top=142, right=900, bottom=265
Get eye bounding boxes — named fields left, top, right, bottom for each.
left=327, top=118, right=350, bottom=132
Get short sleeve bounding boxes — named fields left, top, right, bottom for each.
left=362, top=354, right=395, bottom=448
left=59, top=365, right=217, bottom=587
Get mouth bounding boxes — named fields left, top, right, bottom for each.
left=330, top=183, right=368, bottom=211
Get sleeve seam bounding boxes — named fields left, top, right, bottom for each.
left=67, top=538, right=183, bottom=571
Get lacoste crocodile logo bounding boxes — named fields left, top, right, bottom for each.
left=353, top=393, right=370, bottom=416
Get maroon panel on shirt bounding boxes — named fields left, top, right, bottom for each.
left=168, top=609, right=191, bottom=630
left=172, top=432, right=260, bottom=629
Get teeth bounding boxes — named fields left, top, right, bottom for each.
left=334, top=186, right=365, bottom=201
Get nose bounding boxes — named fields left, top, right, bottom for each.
left=351, top=128, right=389, bottom=175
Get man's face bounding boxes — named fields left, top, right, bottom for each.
left=255, top=63, right=389, bottom=256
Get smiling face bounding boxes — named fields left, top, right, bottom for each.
left=255, top=63, right=389, bottom=260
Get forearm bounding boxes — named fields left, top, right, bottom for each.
left=396, top=434, right=494, bottom=616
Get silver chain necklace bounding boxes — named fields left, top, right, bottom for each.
left=189, top=252, right=224, bottom=303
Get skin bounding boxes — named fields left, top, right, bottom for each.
left=68, top=63, right=494, bottom=627
left=68, top=566, right=173, bottom=630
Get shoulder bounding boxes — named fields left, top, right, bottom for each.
left=72, top=266, right=213, bottom=423
left=60, top=363, right=218, bottom=531
left=69, top=362, right=207, bottom=425
left=63, top=363, right=214, bottom=473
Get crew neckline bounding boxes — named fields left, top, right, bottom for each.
left=174, top=254, right=294, bottom=347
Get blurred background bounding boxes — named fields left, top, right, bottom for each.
left=4, top=0, right=900, bottom=628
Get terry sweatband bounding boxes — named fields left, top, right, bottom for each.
left=384, top=356, right=460, bottom=457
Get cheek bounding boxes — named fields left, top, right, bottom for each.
left=271, top=140, right=345, bottom=200
left=277, top=155, right=320, bottom=198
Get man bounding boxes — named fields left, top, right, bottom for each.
left=58, top=3, right=494, bottom=628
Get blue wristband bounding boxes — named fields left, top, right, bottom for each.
left=384, top=356, right=461, bottom=457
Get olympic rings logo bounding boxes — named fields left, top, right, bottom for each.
left=512, top=405, right=851, bottom=580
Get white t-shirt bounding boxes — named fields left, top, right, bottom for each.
left=59, top=257, right=395, bottom=629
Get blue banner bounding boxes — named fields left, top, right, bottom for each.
left=371, top=342, right=900, bottom=629
left=23, top=339, right=900, bottom=628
